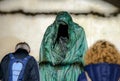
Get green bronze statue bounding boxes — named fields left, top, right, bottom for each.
left=39, top=11, right=88, bottom=81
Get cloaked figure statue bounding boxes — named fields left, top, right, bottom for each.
left=39, top=11, right=88, bottom=81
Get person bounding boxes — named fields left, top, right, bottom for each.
left=39, top=11, right=88, bottom=81
left=77, top=40, right=120, bottom=81
left=0, top=42, right=40, bottom=81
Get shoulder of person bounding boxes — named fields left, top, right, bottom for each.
left=1, top=53, right=12, bottom=62
left=28, top=55, right=38, bottom=64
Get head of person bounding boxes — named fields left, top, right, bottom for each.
left=84, top=40, right=120, bottom=65
left=15, top=42, right=30, bottom=53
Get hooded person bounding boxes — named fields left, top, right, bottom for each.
left=0, top=42, right=40, bottom=81
left=77, top=40, right=120, bottom=81
left=39, top=11, right=88, bottom=81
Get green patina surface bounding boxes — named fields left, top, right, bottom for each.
left=39, top=11, right=88, bottom=81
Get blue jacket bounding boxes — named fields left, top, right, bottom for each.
left=0, top=49, right=40, bottom=81
left=78, top=63, right=120, bottom=81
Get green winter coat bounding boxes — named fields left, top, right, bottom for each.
left=39, top=11, right=88, bottom=81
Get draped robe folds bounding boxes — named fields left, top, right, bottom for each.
left=39, top=11, right=88, bottom=81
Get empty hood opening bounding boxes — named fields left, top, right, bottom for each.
left=56, top=23, right=69, bottom=43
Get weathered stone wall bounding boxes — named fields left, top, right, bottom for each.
left=0, top=0, right=120, bottom=61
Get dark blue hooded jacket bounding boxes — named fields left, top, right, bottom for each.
left=0, top=49, right=40, bottom=81
left=78, top=63, right=120, bottom=81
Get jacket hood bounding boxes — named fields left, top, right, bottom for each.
left=85, top=63, right=120, bottom=81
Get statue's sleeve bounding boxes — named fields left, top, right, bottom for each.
left=64, top=26, right=88, bottom=65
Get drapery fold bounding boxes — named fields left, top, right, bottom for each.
left=39, top=11, right=88, bottom=81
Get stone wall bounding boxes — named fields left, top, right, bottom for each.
left=0, top=0, right=120, bottom=61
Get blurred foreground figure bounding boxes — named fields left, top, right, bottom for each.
left=78, top=40, right=120, bottom=81
left=39, top=11, right=88, bottom=81
left=0, top=42, right=40, bottom=81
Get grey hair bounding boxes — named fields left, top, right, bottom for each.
left=15, top=42, right=30, bottom=53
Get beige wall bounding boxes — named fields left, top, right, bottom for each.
left=0, top=14, right=120, bottom=61
left=0, top=14, right=54, bottom=61
left=0, top=0, right=120, bottom=61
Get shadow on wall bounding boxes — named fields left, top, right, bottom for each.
left=0, top=36, right=21, bottom=61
